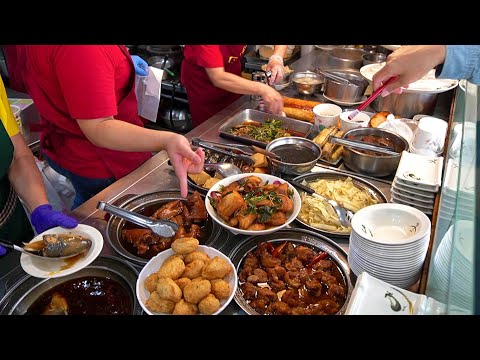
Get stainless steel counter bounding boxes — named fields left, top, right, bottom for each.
left=0, top=48, right=450, bottom=315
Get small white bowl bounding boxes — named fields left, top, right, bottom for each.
left=136, top=245, right=238, bottom=315
left=205, top=173, right=301, bottom=236
left=313, top=103, right=342, bottom=128
left=340, top=110, right=370, bottom=132
left=351, top=203, right=431, bottom=245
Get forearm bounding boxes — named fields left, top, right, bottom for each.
left=207, top=70, right=267, bottom=96
left=437, top=45, right=480, bottom=84
left=8, top=134, right=48, bottom=213
left=272, top=45, right=287, bottom=58
left=77, top=118, right=172, bottom=152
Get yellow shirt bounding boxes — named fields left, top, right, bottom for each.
left=0, top=78, right=19, bottom=137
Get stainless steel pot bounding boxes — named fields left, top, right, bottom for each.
left=105, top=191, right=224, bottom=266
left=371, top=91, right=438, bottom=118
left=328, top=48, right=365, bottom=70
left=342, top=128, right=409, bottom=177
left=158, top=97, right=192, bottom=133
left=0, top=256, right=143, bottom=315
left=322, top=69, right=369, bottom=103
left=290, top=71, right=324, bottom=95
left=265, top=136, right=322, bottom=175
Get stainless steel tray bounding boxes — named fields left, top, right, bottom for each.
left=228, top=228, right=352, bottom=315
left=218, top=109, right=312, bottom=148
left=292, top=172, right=388, bottom=238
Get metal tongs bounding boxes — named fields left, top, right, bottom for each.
left=329, top=136, right=400, bottom=156
left=97, top=202, right=179, bottom=238
left=192, top=138, right=280, bottom=163
left=317, top=70, right=352, bottom=85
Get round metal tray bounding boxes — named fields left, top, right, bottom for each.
left=228, top=228, right=353, bottom=315
left=105, top=190, right=224, bottom=265
left=0, top=256, right=143, bottom=315
left=293, top=172, right=387, bottom=238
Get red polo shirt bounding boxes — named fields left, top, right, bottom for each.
left=24, top=45, right=151, bottom=179
left=181, top=45, right=246, bottom=127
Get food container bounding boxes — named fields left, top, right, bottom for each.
left=340, top=110, right=370, bottom=132
left=265, top=137, right=322, bottom=175
left=322, top=70, right=369, bottom=103
left=105, top=191, right=223, bottom=265
left=0, top=256, right=143, bottom=315
left=362, top=52, right=387, bottom=66
left=290, top=71, right=323, bottom=95
left=342, top=128, right=409, bottom=177
left=328, top=48, right=365, bottom=70
left=371, top=91, right=439, bottom=119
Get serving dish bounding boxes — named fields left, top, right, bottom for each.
left=228, top=228, right=353, bottom=315
left=292, top=172, right=387, bottom=237
left=218, top=109, right=312, bottom=148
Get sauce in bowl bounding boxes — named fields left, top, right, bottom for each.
left=271, top=144, right=318, bottom=164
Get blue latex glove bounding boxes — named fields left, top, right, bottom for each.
left=131, top=55, right=148, bottom=76
left=30, top=204, right=78, bottom=234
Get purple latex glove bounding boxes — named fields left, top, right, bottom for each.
left=30, top=204, right=78, bottom=234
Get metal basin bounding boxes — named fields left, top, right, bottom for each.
left=371, top=91, right=439, bottom=119
left=328, top=48, right=365, bottom=70
left=290, top=71, right=324, bottom=95
left=342, top=128, right=409, bottom=177
left=266, top=136, right=322, bottom=175
left=0, top=256, right=142, bottom=315
left=322, top=69, right=369, bottom=103
left=105, top=191, right=223, bottom=265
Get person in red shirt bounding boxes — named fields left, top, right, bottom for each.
left=181, top=45, right=286, bottom=128
left=23, top=45, right=204, bottom=209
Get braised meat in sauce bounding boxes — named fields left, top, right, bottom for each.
left=347, top=134, right=403, bottom=156
left=121, top=191, right=208, bottom=259
left=239, top=241, right=347, bottom=315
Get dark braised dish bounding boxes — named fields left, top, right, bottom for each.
left=26, top=276, right=132, bottom=315
left=121, top=191, right=208, bottom=259
left=239, top=241, right=347, bottom=315
left=346, top=134, right=403, bottom=156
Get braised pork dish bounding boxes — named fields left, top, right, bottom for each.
left=121, top=191, right=208, bottom=259
left=208, top=176, right=294, bottom=231
left=239, top=241, right=347, bottom=315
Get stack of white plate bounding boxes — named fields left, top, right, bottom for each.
left=349, top=203, right=431, bottom=289
left=390, top=151, right=444, bottom=216
left=428, top=220, right=474, bottom=312
left=437, top=158, right=475, bottom=221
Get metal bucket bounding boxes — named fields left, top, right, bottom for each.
left=371, top=92, right=438, bottom=119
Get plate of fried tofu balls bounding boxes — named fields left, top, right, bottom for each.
left=137, top=237, right=237, bottom=315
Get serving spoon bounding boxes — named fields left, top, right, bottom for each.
left=0, top=237, right=92, bottom=260
left=204, top=162, right=243, bottom=178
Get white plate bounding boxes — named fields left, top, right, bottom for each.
left=378, top=118, right=415, bottom=144
left=136, top=245, right=237, bottom=315
left=390, top=187, right=434, bottom=205
left=390, top=198, right=433, bottom=215
left=20, top=224, right=103, bottom=279
left=360, top=64, right=458, bottom=94
left=459, top=79, right=466, bottom=92
left=391, top=180, right=436, bottom=198
left=395, top=151, right=443, bottom=189
left=322, top=93, right=367, bottom=106
left=390, top=193, right=434, bottom=210
left=380, top=45, right=402, bottom=51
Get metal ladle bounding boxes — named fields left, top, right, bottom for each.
left=97, top=202, right=179, bottom=238
left=204, top=163, right=243, bottom=178
left=0, top=237, right=92, bottom=260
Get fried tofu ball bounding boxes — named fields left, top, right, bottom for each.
left=201, top=256, right=232, bottom=280
left=198, top=294, right=221, bottom=315
left=175, top=277, right=192, bottom=291
left=185, top=251, right=210, bottom=264
left=183, top=279, right=211, bottom=304
left=172, top=299, right=198, bottom=315
left=192, top=277, right=205, bottom=282
left=156, top=278, right=182, bottom=303
left=144, top=272, right=160, bottom=293
left=171, top=237, right=199, bottom=254
left=165, top=254, right=185, bottom=262
left=145, top=291, right=176, bottom=314
left=157, top=257, right=185, bottom=280
left=210, top=279, right=231, bottom=300
left=182, top=259, right=205, bottom=279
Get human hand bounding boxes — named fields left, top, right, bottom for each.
left=131, top=55, right=149, bottom=77
left=372, top=45, right=446, bottom=97
left=166, top=135, right=205, bottom=197
left=266, top=55, right=285, bottom=85
left=259, top=84, right=284, bottom=115
left=30, top=204, right=78, bottom=234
